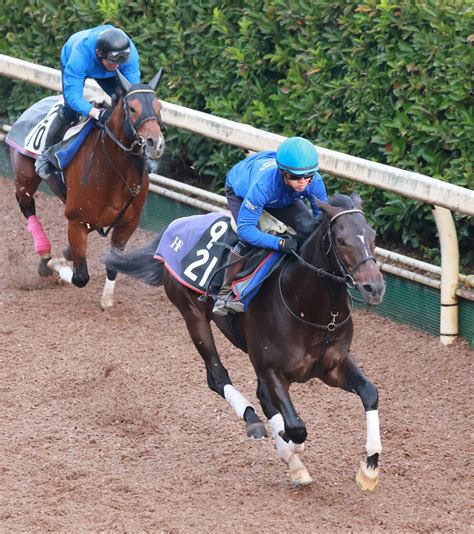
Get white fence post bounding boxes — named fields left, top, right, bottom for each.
left=432, top=207, right=460, bottom=345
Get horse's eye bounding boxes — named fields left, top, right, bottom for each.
left=129, top=106, right=136, bottom=114
left=337, top=238, right=347, bottom=246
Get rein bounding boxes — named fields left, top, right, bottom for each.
left=278, top=208, right=375, bottom=331
left=83, top=87, right=160, bottom=237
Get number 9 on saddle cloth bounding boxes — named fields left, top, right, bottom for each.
left=154, top=210, right=295, bottom=311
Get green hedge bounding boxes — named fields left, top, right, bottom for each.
left=0, top=0, right=472, bottom=269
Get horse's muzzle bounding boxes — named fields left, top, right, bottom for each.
left=356, top=278, right=386, bottom=305
left=353, top=261, right=386, bottom=305
left=145, top=136, right=165, bottom=160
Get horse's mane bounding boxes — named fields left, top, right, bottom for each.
left=293, top=193, right=355, bottom=245
left=329, top=193, right=354, bottom=209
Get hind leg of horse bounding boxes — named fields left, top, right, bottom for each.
left=13, top=153, right=53, bottom=276
left=100, top=219, right=141, bottom=309
left=165, top=281, right=267, bottom=439
left=52, top=218, right=89, bottom=287
left=322, top=353, right=381, bottom=491
left=256, top=379, right=311, bottom=486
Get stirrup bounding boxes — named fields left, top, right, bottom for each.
left=212, top=292, right=244, bottom=316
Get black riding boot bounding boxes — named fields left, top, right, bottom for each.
left=212, top=251, right=245, bottom=316
left=34, top=110, right=71, bottom=179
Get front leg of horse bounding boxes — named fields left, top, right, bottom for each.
left=101, top=264, right=118, bottom=309
left=100, top=221, right=140, bottom=309
left=259, top=370, right=312, bottom=486
left=355, top=392, right=381, bottom=492
left=325, top=355, right=382, bottom=491
left=168, top=288, right=267, bottom=439
left=13, top=159, right=53, bottom=276
left=65, top=220, right=90, bottom=287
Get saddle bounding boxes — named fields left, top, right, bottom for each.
left=154, top=211, right=291, bottom=311
left=6, top=96, right=109, bottom=194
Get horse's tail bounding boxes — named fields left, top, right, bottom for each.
left=102, top=235, right=164, bottom=287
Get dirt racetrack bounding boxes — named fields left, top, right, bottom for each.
left=0, top=175, right=472, bottom=533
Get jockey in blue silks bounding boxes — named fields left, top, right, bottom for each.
left=213, top=136, right=328, bottom=316
left=35, top=25, right=141, bottom=179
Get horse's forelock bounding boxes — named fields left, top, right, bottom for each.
left=127, top=83, right=155, bottom=94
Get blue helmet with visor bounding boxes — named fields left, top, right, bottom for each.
left=276, top=137, right=319, bottom=177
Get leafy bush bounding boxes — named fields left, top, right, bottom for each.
left=0, top=0, right=472, bottom=268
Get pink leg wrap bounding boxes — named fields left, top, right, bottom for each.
left=27, top=215, right=51, bottom=256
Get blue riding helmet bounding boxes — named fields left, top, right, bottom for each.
left=276, top=137, right=319, bottom=176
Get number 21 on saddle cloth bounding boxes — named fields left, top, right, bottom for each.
left=154, top=211, right=290, bottom=310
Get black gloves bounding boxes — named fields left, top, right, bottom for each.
left=96, top=108, right=112, bottom=127
left=278, top=235, right=298, bottom=253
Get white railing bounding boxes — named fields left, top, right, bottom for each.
left=0, top=54, right=472, bottom=344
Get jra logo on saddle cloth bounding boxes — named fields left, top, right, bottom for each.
left=154, top=212, right=283, bottom=310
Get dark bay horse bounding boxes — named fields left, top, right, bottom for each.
left=104, top=192, right=386, bottom=489
left=10, top=69, right=165, bottom=308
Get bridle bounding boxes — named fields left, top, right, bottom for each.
left=322, top=209, right=377, bottom=287
left=103, top=87, right=163, bottom=157
left=278, top=208, right=377, bottom=331
left=83, top=87, right=163, bottom=237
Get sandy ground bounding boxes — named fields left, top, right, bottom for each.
left=0, top=176, right=472, bottom=533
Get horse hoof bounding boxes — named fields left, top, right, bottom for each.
left=38, top=256, right=53, bottom=277
left=100, top=295, right=114, bottom=310
left=288, top=455, right=312, bottom=486
left=246, top=421, right=268, bottom=440
left=356, top=461, right=379, bottom=492
left=289, top=468, right=312, bottom=487
left=62, top=246, right=73, bottom=262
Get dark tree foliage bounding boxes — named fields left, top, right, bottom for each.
left=0, top=0, right=472, bottom=268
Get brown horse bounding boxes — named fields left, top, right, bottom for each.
left=10, top=69, right=165, bottom=308
left=104, top=192, right=386, bottom=489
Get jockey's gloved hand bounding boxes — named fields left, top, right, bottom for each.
left=96, top=108, right=112, bottom=127
left=278, top=235, right=298, bottom=254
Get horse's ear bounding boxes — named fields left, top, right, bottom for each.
left=110, top=91, right=121, bottom=107
left=116, top=70, right=132, bottom=94
left=149, top=68, right=164, bottom=91
left=314, top=197, right=340, bottom=219
left=350, top=191, right=363, bottom=209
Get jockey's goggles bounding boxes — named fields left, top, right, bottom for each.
left=284, top=171, right=315, bottom=182
left=104, top=48, right=130, bottom=64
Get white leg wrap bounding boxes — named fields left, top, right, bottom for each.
left=366, top=410, right=382, bottom=456
left=101, top=277, right=116, bottom=309
left=268, top=413, right=284, bottom=437
left=268, top=413, right=304, bottom=454
left=269, top=414, right=293, bottom=463
left=47, top=258, right=73, bottom=283
left=223, top=384, right=253, bottom=420
left=58, top=265, right=73, bottom=283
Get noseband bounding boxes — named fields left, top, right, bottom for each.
left=323, top=209, right=377, bottom=288
left=279, top=208, right=377, bottom=331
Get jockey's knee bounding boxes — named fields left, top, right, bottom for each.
left=60, top=103, right=80, bottom=125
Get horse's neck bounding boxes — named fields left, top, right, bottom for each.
left=101, top=104, right=145, bottom=180
left=282, top=222, right=347, bottom=306
left=300, top=222, right=331, bottom=272
left=108, top=102, right=129, bottom=147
